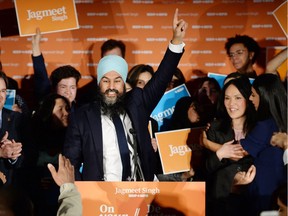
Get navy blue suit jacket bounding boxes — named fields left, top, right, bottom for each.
left=0, top=108, right=26, bottom=185
left=32, top=54, right=51, bottom=102
left=63, top=48, right=183, bottom=181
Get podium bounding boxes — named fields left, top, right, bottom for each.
left=75, top=181, right=205, bottom=216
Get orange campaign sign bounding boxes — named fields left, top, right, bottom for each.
left=155, top=128, right=204, bottom=174
left=75, top=181, right=205, bottom=216
left=14, top=0, right=79, bottom=36
left=273, top=1, right=288, bottom=37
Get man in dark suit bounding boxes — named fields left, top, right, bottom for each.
left=63, top=9, right=187, bottom=181
left=0, top=71, right=25, bottom=185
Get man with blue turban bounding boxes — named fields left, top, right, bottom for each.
left=63, top=9, right=187, bottom=181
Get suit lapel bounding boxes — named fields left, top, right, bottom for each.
left=0, top=109, right=11, bottom=138
left=85, top=102, right=104, bottom=176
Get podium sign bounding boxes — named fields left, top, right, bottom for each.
left=75, top=181, right=205, bottom=216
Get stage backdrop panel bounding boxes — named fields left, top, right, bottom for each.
left=0, top=1, right=286, bottom=88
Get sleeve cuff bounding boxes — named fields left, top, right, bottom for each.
left=8, top=158, right=18, bottom=165
left=168, top=42, right=185, bottom=53
left=283, top=149, right=288, bottom=165
left=60, top=183, right=76, bottom=193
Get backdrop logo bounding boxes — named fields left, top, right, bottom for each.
left=252, top=24, right=273, bottom=28
left=206, top=12, right=228, bottom=16
left=192, top=25, right=213, bottom=29
left=191, top=50, right=212, bottom=54
left=146, top=12, right=167, bottom=16
left=206, top=37, right=226, bottom=41
left=132, top=25, right=153, bottom=29
left=146, top=38, right=167, bottom=42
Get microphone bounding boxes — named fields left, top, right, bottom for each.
left=129, top=128, right=136, bottom=135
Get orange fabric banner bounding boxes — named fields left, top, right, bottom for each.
left=0, top=1, right=286, bottom=89
left=75, top=181, right=205, bottom=216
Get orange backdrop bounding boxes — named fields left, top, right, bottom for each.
left=0, top=0, right=287, bottom=90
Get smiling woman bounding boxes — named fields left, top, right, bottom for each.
left=30, top=93, right=71, bottom=215
left=202, top=74, right=257, bottom=216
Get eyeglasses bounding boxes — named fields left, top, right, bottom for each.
left=228, top=49, right=247, bottom=58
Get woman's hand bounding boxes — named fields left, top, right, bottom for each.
left=233, top=165, right=256, bottom=185
left=216, top=141, right=244, bottom=161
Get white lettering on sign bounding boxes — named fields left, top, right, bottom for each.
left=169, top=144, right=191, bottom=156
left=27, top=6, right=67, bottom=21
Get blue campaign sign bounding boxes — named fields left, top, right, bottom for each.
left=207, top=72, right=227, bottom=88
left=151, top=84, right=190, bottom=131
left=208, top=72, right=254, bottom=88
left=4, top=89, right=16, bottom=111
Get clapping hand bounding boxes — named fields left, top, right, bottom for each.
left=0, top=131, right=22, bottom=160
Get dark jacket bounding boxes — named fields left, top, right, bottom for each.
left=63, top=48, right=183, bottom=181
left=0, top=108, right=27, bottom=185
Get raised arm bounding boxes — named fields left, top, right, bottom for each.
left=31, top=28, right=51, bottom=101
left=141, top=8, right=187, bottom=114
left=265, top=47, right=287, bottom=74
left=32, top=28, right=42, bottom=57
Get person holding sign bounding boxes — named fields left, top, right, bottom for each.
left=63, top=9, right=187, bottom=181
left=31, top=28, right=81, bottom=110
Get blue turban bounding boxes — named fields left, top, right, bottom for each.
left=97, top=55, right=128, bottom=84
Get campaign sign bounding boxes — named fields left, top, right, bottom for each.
left=273, top=1, right=287, bottom=38
left=155, top=127, right=204, bottom=174
left=208, top=72, right=255, bottom=88
left=4, top=89, right=16, bottom=111
left=207, top=72, right=227, bottom=88
left=75, top=181, right=205, bottom=216
left=150, top=84, right=190, bottom=131
left=14, top=0, right=79, bottom=36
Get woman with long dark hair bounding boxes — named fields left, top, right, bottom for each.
left=241, top=73, right=287, bottom=215
left=31, top=93, right=71, bottom=216
left=204, top=75, right=257, bottom=216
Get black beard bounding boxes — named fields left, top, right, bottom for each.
left=97, top=86, right=126, bottom=117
